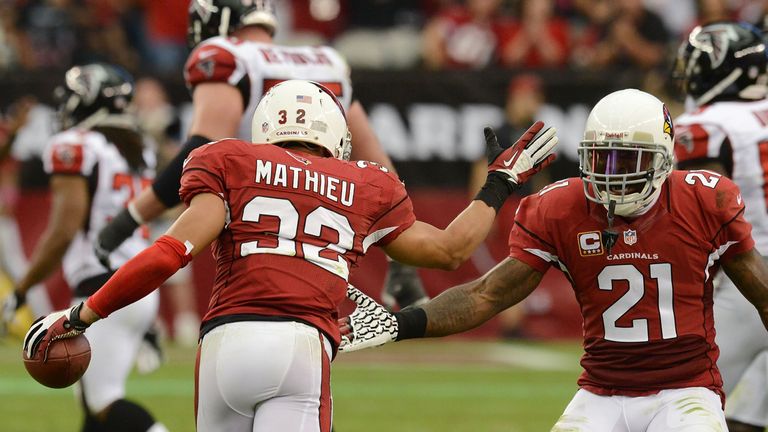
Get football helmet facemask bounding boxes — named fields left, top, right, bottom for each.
left=54, top=63, right=134, bottom=131
left=251, top=80, right=352, bottom=160
left=188, top=0, right=278, bottom=48
left=578, top=89, right=675, bottom=218
left=674, top=21, right=768, bottom=107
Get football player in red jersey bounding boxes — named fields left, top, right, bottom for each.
left=95, top=0, right=430, bottom=310
left=23, top=80, right=557, bottom=432
left=338, top=89, right=768, bottom=432
left=673, top=21, right=768, bottom=432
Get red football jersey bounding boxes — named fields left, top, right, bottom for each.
left=180, top=140, right=416, bottom=346
left=508, top=171, right=754, bottom=399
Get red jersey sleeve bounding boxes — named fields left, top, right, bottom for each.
left=703, top=173, right=754, bottom=260
left=179, top=140, right=230, bottom=205
left=364, top=172, right=416, bottom=249
left=43, top=131, right=97, bottom=176
left=508, top=193, right=558, bottom=273
left=184, top=40, right=248, bottom=102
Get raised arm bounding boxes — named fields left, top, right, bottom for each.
left=339, top=257, right=543, bottom=351
left=383, top=122, right=557, bottom=270
left=722, top=248, right=768, bottom=331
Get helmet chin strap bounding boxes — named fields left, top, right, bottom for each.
left=602, top=200, right=619, bottom=254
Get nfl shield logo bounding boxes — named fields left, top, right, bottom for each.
left=623, top=229, right=637, bottom=246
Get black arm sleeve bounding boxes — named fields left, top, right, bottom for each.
left=151, top=134, right=212, bottom=207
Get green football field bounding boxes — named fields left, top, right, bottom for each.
left=0, top=338, right=583, bottom=432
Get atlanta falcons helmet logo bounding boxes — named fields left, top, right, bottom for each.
left=690, top=24, right=740, bottom=68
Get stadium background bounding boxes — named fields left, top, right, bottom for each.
left=0, top=1, right=764, bottom=431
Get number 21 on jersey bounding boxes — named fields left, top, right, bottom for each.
left=599, top=263, right=677, bottom=343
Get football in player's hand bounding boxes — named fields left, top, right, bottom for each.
left=23, top=334, right=91, bottom=388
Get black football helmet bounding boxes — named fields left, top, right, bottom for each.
left=674, top=21, right=768, bottom=106
left=54, top=63, right=134, bottom=130
left=187, top=0, right=278, bottom=48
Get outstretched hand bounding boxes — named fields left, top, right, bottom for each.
left=485, top=121, right=558, bottom=187
left=338, top=285, right=399, bottom=353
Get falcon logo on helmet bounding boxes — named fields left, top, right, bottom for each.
left=188, top=0, right=278, bottom=48
left=691, top=25, right=739, bottom=68
left=674, top=21, right=768, bottom=107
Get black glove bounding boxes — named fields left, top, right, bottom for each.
left=381, top=260, right=429, bottom=311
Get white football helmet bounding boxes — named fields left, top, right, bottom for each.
left=578, top=89, right=675, bottom=217
left=251, top=80, right=352, bottom=160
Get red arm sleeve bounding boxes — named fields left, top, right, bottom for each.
left=86, top=236, right=192, bottom=318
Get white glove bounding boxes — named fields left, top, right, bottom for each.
left=135, top=327, right=164, bottom=374
left=23, top=303, right=88, bottom=360
left=1, top=291, right=23, bottom=335
left=338, top=285, right=399, bottom=353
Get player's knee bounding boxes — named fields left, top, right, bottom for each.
left=726, top=419, right=764, bottom=432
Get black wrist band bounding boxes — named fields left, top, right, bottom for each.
left=473, top=172, right=517, bottom=212
left=99, top=208, right=140, bottom=251
left=67, top=302, right=90, bottom=331
left=152, top=134, right=212, bottom=207
left=394, top=307, right=427, bottom=341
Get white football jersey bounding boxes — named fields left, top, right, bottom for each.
left=184, top=36, right=353, bottom=141
left=675, top=99, right=768, bottom=253
left=42, top=129, right=155, bottom=288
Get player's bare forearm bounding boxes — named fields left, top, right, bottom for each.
left=18, top=177, right=88, bottom=294
left=132, top=187, right=175, bottom=222
left=423, top=258, right=541, bottom=337
left=723, top=248, right=768, bottom=331
left=384, top=201, right=496, bottom=270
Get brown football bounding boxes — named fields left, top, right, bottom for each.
left=23, top=334, right=91, bottom=388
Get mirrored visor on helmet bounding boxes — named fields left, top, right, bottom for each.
left=582, top=144, right=656, bottom=195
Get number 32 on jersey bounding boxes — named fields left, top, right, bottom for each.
left=239, top=196, right=354, bottom=280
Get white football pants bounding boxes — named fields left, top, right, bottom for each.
left=551, top=387, right=727, bottom=432
left=196, top=320, right=333, bottom=432
left=74, top=292, right=159, bottom=413
left=714, top=271, right=768, bottom=427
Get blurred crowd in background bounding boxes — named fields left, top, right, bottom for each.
left=1, top=0, right=768, bottom=76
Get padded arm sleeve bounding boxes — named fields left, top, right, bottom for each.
left=151, top=134, right=211, bottom=207
left=86, top=236, right=192, bottom=318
